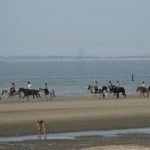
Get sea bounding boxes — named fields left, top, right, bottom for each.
left=0, top=59, right=150, bottom=96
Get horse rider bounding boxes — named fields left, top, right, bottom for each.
left=94, top=81, right=98, bottom=93
left=116, top=81, right=120, bottom=91
left=142, top=81, right=146, bottom=92
left=27, top=82, right=32, bottom=94
left=108, top=81, right=113, bottom=92
left=44, top=83, right=49, bottom=95
left=10, top=83, right=15, bottom=95
left=116, top=81, right=120, bottom=88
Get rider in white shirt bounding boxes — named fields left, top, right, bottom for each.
left=142, top=81, right=146, bottom=91
left=28, top=82, right=31, bottom=93
left=116, top=81, right=120, bottom=88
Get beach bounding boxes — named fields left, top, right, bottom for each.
left=0, top=94, right=150, bottom=149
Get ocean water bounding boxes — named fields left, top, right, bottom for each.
left=0, top=59, right=150, bottom=96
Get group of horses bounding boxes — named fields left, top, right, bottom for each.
left=87, top=85, right=150, bottom=99
left=1, top=87, right=55, bottom=102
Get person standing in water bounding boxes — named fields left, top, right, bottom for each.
left=36, top=120, right=41, bottom=140
left=40, top=120, right=47, bottom=139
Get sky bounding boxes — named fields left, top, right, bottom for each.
left=0, top=0, right=150, bottom=57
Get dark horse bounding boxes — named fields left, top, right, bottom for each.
left=18, top=88, right=41, bottom=101
left=102, top=86, right=126, bottom=99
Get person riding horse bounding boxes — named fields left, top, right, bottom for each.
left=27, top=82, right=32, bottom=94
left=94, top=81, right=98, bottom=93
left=108, top=81, right=113, bottom=92
left=44, top=83, right=49, bottom=95
left=10, top=83, right=15, bottom=95
left=142, top=81, right=146, bottom=92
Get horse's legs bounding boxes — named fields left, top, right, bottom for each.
left=117, top=93, right=119, bottom=98
left=142, top=92, right=145, bottom=97
left=35, top=94, right=39, bottom=101
left=38, top=92, right=41, bottom=98
left=99, top=93, right=101, bottom=99
left=107, top=92, right=110, bottom=99
left=113, top=93, right=116, bottom=98
left=49, top=93, right=53, bottom=101
left=27, top=95, right=29, bottom=101
left=105, top=93, right=108, bottom=99
left=102, top=92, right=105, bottom=99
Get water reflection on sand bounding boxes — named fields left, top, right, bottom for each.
left=0, top=128, right=150, bottom=142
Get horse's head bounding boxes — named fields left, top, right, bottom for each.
left=87, top=85, right=92, bottom=90
left=1, top=90, right=3, bottom=95
left=1, top=89, right=8, bottom=95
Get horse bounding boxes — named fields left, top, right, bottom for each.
left=87, top=85, right=105, bottom=99
left=1, top=89, right=22, bottom=102
left=102, top=86, right=115, bottom=99
left=18, top=88, right=41, bottom=101
left=39, top=88, right=56, bottom=101
left=102, top=86, right=126, bottom=99
left=136, top=86, right=149, bottom=98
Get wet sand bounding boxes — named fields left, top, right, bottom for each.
left=0, top=94, right=150, bottom=149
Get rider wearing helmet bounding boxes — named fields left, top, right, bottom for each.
left=142, top=81, right=146, bottom=92
left=108, top=81, right=112, bottom=91
left=10, top=83, right=15, bottom=94
left=27, top=82, right=31, bottom=94
left=94, top=81, right=98, bottom=93
left=44, top=83, right=49, bottom=95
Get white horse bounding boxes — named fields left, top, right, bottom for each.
left=39, top=88, right=56, bottom=101
left=87, top=85, right=104, bottom=99
left=1, top=89, right=22, bottom=102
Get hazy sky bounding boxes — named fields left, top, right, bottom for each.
left=0, top=0, right=150, bottom=57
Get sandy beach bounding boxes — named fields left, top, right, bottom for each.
left=0, top=93, right=150, bottom=149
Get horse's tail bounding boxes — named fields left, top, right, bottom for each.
left=52, top=90, right=56, bottom=98
left=122, top=87, right=126, bottom=97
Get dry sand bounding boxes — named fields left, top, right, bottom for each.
left=0, top=93, right=150, bottom=149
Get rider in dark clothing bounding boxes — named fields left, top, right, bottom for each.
left=108, top=81, right=113, bottom=92
left=10, top=83, right=15, bottom=95
left=44, top=83, right=49, bottom=95
left=94, top=81, right=98, bottom=93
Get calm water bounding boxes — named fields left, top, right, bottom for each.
left=0, top=59, right=150, bottom=96
left=0, top=128, right=150, bottom=142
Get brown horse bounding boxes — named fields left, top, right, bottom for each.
left=18, top=88, right=41, bottom=101
left=136, top=86, right=149, bottom=98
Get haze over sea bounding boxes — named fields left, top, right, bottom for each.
left=0, top=59, right=150, bottom=96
